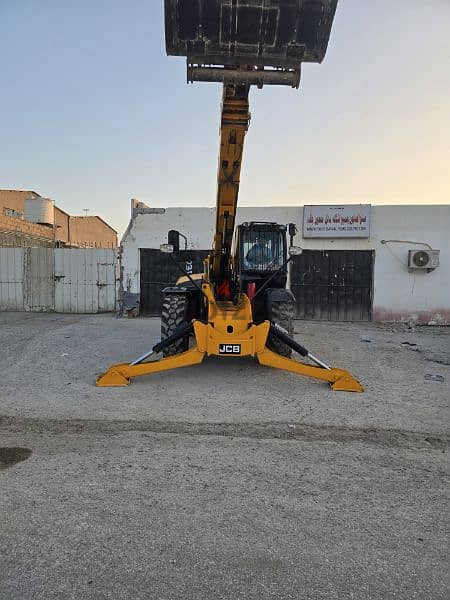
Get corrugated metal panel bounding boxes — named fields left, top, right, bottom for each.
left=54, top=248, right=116, bottom=313
left=291, top=250, right=374, bottom=321
left=55, top=249, right=95, bottom=313
left=0, top=248, right=116, bottom=313
left=0, top=248, right=25, bottom=310
left=96, top=249, right=117, bottom=312
left=24, top=248, right=55, bottom=311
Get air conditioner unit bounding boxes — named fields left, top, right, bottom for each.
left=408, top=249, right=440, bottom=270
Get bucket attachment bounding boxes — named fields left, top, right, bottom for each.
left=164, top=0, right=338, bottom=87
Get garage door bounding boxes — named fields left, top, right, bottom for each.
left=291, top=250, right=374, bottom=321
left=140, top=249, right=209, bottom=316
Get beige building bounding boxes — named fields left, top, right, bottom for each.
left=0, top=190, right=117, bottom=248
left=66, top=216, right=117, bottom=248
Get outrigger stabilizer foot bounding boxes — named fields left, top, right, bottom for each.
left=96, top=320, right=363, bottom=392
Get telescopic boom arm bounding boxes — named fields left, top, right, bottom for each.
left=213, top=83, right=250, bottom=286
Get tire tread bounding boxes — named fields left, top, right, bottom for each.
left=161, top=294, right=189, bottom=357
left=267, top=300, right=294, bottom=357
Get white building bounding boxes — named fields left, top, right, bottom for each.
left=120, top=200, right=450, bottom=325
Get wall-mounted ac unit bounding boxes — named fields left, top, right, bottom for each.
left=408, top=249, right=440, bottom=270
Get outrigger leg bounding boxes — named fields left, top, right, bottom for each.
left=96, top=322, right=205, bottom=386
left=257, top=324, right=364, bottom=392
left=96, top=320, right=363, bottom=392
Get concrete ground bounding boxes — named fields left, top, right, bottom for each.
left=1, top=312, right=449, bottom=599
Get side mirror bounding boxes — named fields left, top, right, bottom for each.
left=288, top=223, right=298, bottom=237
left=289, top=246, right=303, bottom=256
left=160, top=243, right=174, bottom=254
left=168, top=230, right=181, bottom=252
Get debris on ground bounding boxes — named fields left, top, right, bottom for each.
left=424, top=374, right=445, bottom=383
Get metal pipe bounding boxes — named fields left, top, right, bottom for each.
left=131, top=349, right=155, bottom=366
left=187, top=65, right=301, bottom=88
left=131, top=321, right=194, bottom=365
left=269, top=323, right=331, bottom=369
left=306, top=352, right=331, bottom=370
left=381, top=239, right=433, bottom=250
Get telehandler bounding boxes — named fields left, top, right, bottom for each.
left=97, top=0, right=363, bottom=392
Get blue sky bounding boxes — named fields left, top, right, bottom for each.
left=1, top=0, right=449, bottom=236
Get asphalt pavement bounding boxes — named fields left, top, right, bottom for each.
left=1, top=313, right=449, bottom=599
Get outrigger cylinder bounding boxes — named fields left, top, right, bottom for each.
left=269, top=323, right=332, bottom=369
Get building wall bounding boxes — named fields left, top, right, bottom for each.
left=121, top=205, right=450, bottom=324
left=0, top=190, right=117, bottom=248
left=68, top=216, right=117, bottom=248
left=54, top=207, right=69, bottom=244
left=0, top=213, right=55, bottom=247
left=0, top=190, right=40, bottom=217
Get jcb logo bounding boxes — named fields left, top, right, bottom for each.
left=219, top=344, right=241, bottom=355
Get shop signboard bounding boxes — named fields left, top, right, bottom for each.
left=303, top=205, right=371, bottom=238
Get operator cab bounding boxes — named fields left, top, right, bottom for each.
left=240, top=224, right=285, bottom=272
left=235, top=222, right=288, bottom=292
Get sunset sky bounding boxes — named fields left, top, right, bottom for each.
left=1, top=0, right=449, bottom=235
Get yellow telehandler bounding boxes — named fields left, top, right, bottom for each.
left=97, top=0, right=363, bottom=392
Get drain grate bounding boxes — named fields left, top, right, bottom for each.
left=0, top=447, right=32, bottom=469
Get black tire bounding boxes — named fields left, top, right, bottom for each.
left=267, top=301, right=294, bottom=357
left=161, top=294, right=189, bottom=357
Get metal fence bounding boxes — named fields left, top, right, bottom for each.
left=0, top=247, right=117, bottom=313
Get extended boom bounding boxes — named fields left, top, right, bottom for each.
left=213, top=83, right=250, bottom=290
left=97, top=0, right=363, bottom=393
